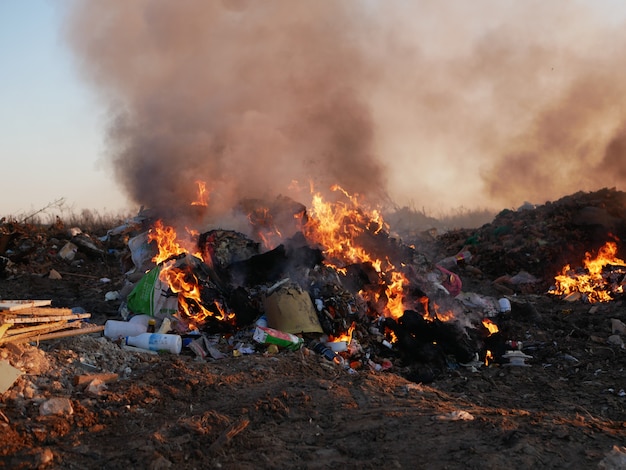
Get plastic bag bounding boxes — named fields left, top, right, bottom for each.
left=126, top=266, right=178, bottom=317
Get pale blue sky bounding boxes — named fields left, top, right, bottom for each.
left=0, top=0, right=130, bottom=217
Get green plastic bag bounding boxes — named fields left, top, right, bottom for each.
left=127, top=266, right=178, bottom=317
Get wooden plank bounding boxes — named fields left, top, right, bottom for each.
left=5, top=325, right=104, bottom=344
left=0, top=300, right=52, bottom=311
left=1, top=313, right=92, bottom=324
left=0, top=307, right=75, bottom=316
left=3, top=321, right=68, bottom=336
left=0, top=322, right=79, bottom=345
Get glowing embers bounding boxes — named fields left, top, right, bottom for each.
left=550, top=239, right=626, bottom=303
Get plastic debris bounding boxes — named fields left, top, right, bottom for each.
left=39, top=397, right=74, bottom=416
left=502, top=350, right=533, bottom=366
left=0, top=360, right=22, bottom=393
left=435, top=410, right=475, bottom=421
left=598, top=445, right=626, bottom=470
left=253, top=326, right=303, bottom=351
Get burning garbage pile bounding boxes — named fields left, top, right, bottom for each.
left=549, top=239, right=626, bottom=303
left=111, top=186, right=507, bottom=383
left=428, top=187, right=626, bottom=297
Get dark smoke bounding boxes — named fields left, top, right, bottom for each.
left=65, top=1, right=626, bottom=217
left=65, top=1, right=387, bottom=219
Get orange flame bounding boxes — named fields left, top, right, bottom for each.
left=423, top=300, right=456, bottom=323
left=482, top=318, right=499, bottom=336
left=329, top=322, right=356, bottom=343
left=149, top=220, right=202, bottom=264
left=302, top=186, right=386, bottom=269
left=191, top=180, right=209, bottom=206
left=148, top=220, right=232, bottom=327
left=485, top=350, right=494, bottom=365
left=552, top=240, right=626, bottom=303
left=301, top=186, right=405, bottom=319
left=385, top=269, right=408, bottom=320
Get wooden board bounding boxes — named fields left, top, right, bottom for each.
left=1, top=313, right=92, bottom=324
left=0, top=322, right=79, bottom=345
left=0, top=307, right=75, bottom=316
left=0, top=300, right=52, bottom=311
left=13, top=325, right=104, bottom=343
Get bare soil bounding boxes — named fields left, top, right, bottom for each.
left=1, top=256, right=625, bottom=469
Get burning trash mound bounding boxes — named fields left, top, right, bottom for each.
left=549, top=239, right=626, bottom=303
left=425, top=187, right=626, bottom=297
left=114, top=187, right=504, bottom=383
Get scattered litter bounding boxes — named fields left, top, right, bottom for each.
left=435, top=410, right=475, bottom=421
left=73, top=372, right=119, bottom=388
left=263, top=284, right=323, bottom=334
left=598, top=445, right=626, bottom=470
left=253, top=326, right=303, bottom=351
left=312, top=342, right=344, bottom=365
left=498, top=297, right=512, bottom=312
left=125, top=332, right=182, bottom=354
left=455, top=292, right=500, bottom=317
left=611, top=318, right=626, bottom=335
left=325, top=340, right=348, bottom=352
left=58, top=242, right=78, bottom=261
left=607, top=335, right=625, bottom=348
left=104, top=291, right=121, bottom=301
left=39, top=397, right=74, bottom=417
left=0, top=359, right=22, bottom=393
left=502, top=350, right=533, bottom=367
left=560, top=354, right=580, bottom=363
left=103, top=319, right=148, bottom=340
left=48, top=269, right=62, bottom=280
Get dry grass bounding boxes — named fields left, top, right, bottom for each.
left=2, top=199, right=133, bottom=235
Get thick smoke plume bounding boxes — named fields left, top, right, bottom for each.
left=65, top=0, right=626, bottom=218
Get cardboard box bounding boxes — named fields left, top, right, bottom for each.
left=263, top=286, right=323, bottom=334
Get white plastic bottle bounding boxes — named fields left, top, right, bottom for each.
left=104, top=320, right=148, bottom=340
left=125, top=333, right=182, bottom=354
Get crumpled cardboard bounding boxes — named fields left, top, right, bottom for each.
left=263, top=286, right=323, bottom=334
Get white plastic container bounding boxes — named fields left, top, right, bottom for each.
left=325, top=341, right=348, bottom=352
left=104, top=320, right=148, bottom=340
left=498, top=298, right=512, bottom=313
left=128, top=314, right=153, bottom=327
left=125, top=333, right=182, bottom=354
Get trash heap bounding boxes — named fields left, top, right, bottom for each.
left=425, top=187, right=626, bottom=298
left=104, top=191, right=510, bottom=384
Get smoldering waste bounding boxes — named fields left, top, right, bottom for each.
left=116, top=196, right=502, bottom=384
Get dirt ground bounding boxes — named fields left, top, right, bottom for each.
left=1, top=252, right=625, bottom=470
